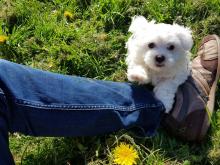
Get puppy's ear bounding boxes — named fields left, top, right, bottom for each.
left=128, top=16, right=151, bottom=33
left=173, top=24, right=193, bottom=51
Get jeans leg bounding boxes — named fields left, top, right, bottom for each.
left=0, top=59, right=164, bottom=163
left=0, top=59, right=164, bottom=136
left=0, top=90, right=15, bottom=165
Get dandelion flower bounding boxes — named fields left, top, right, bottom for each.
left=64, top=11, right=73, bottom=20
left=0, top=35, right=8, bottom=44
left=113, top=143, right=139, bottom=165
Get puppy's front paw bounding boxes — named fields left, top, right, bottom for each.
left=127, top=72, right=150, bottom=84
left=164, top=103, right=173, bottom=113
left=127, top=67, right=150, bottom=84
left=158, top=98, right=173, bottom=113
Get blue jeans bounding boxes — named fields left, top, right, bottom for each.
left=0, top=59, right=164, bottom=164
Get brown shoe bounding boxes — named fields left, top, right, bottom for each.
left=163, top=35, right=220, bottom=142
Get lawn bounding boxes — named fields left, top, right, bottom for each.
left=0, top=0, right=220, bottom=164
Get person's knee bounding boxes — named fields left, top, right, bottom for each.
left=0, top=59, right=16, bottom=83
left=0, top=59, right=11, bottom=69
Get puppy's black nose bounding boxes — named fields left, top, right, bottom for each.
left=155, top=55, right=165, bottom=63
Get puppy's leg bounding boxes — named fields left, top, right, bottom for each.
left=127, top=66, right=150, bottom=84
left=153, top=81, right=177, bottom=113
left=154, top=74, right=188, bottom=113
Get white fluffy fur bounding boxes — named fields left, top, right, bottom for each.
left=126, top=16, right=193, bottom=113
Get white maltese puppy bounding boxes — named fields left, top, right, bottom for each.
left=126, top=16, right=193, bottom=113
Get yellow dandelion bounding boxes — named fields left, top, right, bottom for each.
left=0, top=35, right=8, bottom=44
left=113, top=143, right=139, bottom=165
left=64, top=11, right=73, bottom=20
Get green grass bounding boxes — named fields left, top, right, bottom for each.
left=0, top=0, right=220, bottom=164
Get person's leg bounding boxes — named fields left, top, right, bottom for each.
left=0, top=89, right=14, bottom=165
left=0, top=59, right=164, bottom=164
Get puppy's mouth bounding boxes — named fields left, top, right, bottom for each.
left=155, top=63, right=165, bottom=67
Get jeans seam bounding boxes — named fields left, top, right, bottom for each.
left=13, top=98, right=163, bottom=111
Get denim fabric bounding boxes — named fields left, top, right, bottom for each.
left=0, top=59, right=164, bottom=164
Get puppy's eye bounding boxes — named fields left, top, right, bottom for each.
left=148, top=42, right=155, bottom=49
left=167, top=45, right=175, bottom=50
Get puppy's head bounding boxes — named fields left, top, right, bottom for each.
left=126, top=16, right=193, bottom=72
